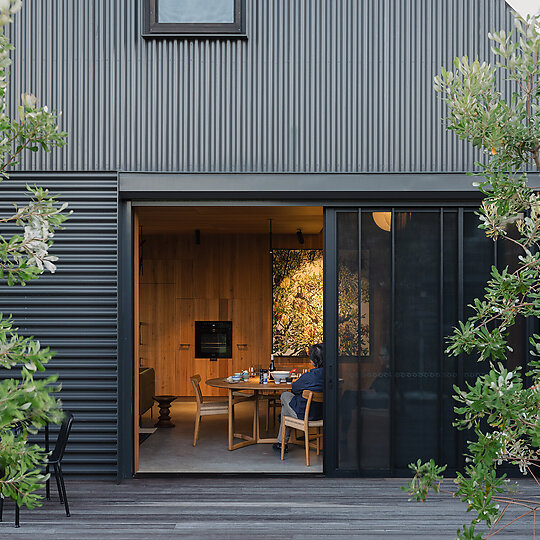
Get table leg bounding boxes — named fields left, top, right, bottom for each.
left=228, top=389, right=233, bottom=451
left=253, top=390, right=258, bottom=441
left=255, top=390, right=260, bottom=441
left=255, top=389, right=279, bottom=444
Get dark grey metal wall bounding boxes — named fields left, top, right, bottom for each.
left=7, top=0, right=513, bottom=173
left=0, top=174, right=118, bottom=476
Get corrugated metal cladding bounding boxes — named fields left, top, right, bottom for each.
left=0, top=175, right=118, bottom=476
left=7, top=0, right=513, bottom=174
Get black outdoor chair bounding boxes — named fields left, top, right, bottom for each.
left=0, top=411, right=73, bottom=527
left=46, top=411, right=74, bottom=518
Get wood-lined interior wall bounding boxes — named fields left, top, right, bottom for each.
left=139, top=232, right=323, bottom=397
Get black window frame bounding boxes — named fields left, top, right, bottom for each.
left=143, top=0, right=246, bottom=38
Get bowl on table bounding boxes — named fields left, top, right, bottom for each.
left=270, top=371, right=291, bottom=383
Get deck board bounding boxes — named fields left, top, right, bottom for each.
left=0, top=477, right=538, bottom=538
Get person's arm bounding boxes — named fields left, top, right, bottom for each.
left=291, top=372, right=311, bottom=395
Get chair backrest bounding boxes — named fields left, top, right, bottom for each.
left=190, top=374, right=203, bottom=406
left=50, top=411, right=74, bottom=462
left=301, top=390, right=323, bottom=422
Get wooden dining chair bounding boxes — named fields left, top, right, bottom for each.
left=280, top=390, right=323, bottom=466
left=190, top=374, right=229, bottom=446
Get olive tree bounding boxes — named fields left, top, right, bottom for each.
left=404, top=12, right=540, bottom=540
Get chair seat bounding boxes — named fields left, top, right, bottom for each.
left=200, top=401, right=228, bottom=414
left=283, top=415, right=323, bottom=429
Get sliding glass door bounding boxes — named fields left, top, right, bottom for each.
left=324, top=207, right=530, bottom=476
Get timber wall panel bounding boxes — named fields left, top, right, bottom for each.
left=0, top=174, right=118, bottom=476
left=139, top=232, right=322, bottom=398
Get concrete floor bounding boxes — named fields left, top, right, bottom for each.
left=138, top=400, right=323, bottom=473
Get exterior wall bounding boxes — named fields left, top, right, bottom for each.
left=8, top=0, right=512, bottom=174
left=0, top=1, right=517, bottom=477
left=0, top=174, right=118, bottom=476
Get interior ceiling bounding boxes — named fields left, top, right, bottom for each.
left=136, top=206, right=324, bottom=235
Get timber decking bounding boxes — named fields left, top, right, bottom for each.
left=0, top=477, right=538, bottom=539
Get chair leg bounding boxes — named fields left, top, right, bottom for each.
left=290, top=429, right=296, bottom=445
left=193, top=413, right=200, bottom=446
left=15, top=503, right=19, bottom=528
left=57, top=464, right=70, bottom=517
left=46, top=472, right=50, bottom=500
left=316, top=428, right=320, bottom=455
left=53, top=463, right=64, bottom=504
left=0, top=494, right=3, bottom=522
left=280, top=421, right=286, bottom=461
left=305, top=430, right=310, bottom=467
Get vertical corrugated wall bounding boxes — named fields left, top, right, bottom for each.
left=0, top=174, right=118, bottom=476
left=7, top=0, right=513, bottom=173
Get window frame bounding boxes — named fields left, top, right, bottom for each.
left=143, top=0, right=246, bottom=38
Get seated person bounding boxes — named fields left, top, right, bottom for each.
left=273, top=343, right=324, bottom=454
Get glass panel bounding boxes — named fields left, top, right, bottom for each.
left=442, top=211, right=458, bottom=468
left=358, top=211, right=391, bottom=470
left=463, top=211, right=493, bottom=383
left=336, top=212, right=359, bottom=470
left=394, top=212, right=440, bottom=469
left=158, top=0, right=235, bottom=23
left=497, top=222, right=526, bottom=372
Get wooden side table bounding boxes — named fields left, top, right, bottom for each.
left=152, top=395, right=177, bottom=428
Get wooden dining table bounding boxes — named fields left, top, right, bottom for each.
left=206, top=377, right=293, bottom=451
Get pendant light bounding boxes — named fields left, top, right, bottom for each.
left=372, top=212, right=391, bottom=232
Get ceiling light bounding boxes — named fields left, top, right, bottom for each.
left=372, top=212, right=391, bottom=232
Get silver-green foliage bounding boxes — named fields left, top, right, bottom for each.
left=0, top=0, right=69, bottom=510
left=404, top=12, right=540, bottom=539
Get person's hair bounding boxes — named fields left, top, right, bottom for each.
left=308, top=343, right=324, bottom=368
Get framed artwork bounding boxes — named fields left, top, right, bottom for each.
left=272, top=249, right=323, bottom=357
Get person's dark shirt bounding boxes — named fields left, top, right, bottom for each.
left=290, top=367, right=323, bottom=420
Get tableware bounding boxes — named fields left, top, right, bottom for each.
left=270, top=371, right=290, bottom=383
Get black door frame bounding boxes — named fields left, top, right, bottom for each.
left=321, top=203, right=535, bottom=477
left=117, top=172, right=482, bottom=479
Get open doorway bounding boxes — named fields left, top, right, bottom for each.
left=133, top=206, right=324, bottom=473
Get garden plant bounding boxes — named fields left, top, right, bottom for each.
left=404, top=11, right=540, bottom=539
left=0, top=0, right=68, bottom=511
